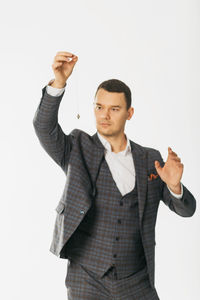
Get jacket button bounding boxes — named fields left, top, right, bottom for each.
left=80, top=210, right=85, bottom=214
left=113, top=254, right=117, bottom=258
left=117, top=219, right=121, bottom=224
left=116, top=236, right=119, bottom=241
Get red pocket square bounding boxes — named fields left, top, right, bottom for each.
left=148, top=173, right=159, bottom=181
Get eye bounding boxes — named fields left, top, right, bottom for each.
left=96, top=106, right=102, bottom=110
left=112, top=108, right=119, bottom=111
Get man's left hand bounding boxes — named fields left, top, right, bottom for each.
left=154, top=147, right=184, bottom=194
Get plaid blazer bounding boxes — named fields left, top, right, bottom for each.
left=33, top=85, right=196, bottom=289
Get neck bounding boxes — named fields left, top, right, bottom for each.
left=98, top=131, right=127, bottom=153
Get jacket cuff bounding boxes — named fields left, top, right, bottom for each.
left=167, top=182, right=183, bottom=199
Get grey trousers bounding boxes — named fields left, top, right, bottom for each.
left=65, top=259, right=160, bottom=300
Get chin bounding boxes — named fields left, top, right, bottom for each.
left=98, top=127, right=115, bottom=137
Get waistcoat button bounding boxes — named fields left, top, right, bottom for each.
left=113, top=254, right=117, bottom=258
left=119, top=201, right=123, bottom=206
left=117, top=219, right=121, bottom=224
left=116, top=236, right=119, bottom=241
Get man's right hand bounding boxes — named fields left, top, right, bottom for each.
left=51, top=51, right=78, bottom=88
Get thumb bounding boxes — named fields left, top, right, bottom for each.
left=70, top=56, right=78, bottom=66
left=154, top=160, right=162, bottom=174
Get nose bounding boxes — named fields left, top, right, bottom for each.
left=101, top=109, right=110, bottom=119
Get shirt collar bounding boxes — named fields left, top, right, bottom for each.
left=97, top=131, right=131, bottom=155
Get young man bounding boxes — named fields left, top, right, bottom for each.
left=33, top=51, right=196, bottom=300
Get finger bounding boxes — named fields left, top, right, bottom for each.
left=56, top=52, right=77, bottom=60
left=168, top=147, right=178, bottom=157
left=52, top=61, right=62, bottom=69
left=168, top=147, right=176, bottom=154
left=67, top=55, right=78, bottom=61
left=56, top=51, right=74, bottom=56
left=177, top=163, right=184, bottom=168
left=171, top=157, right=181, bottom=162
left=54, top=55, right=72, bottom=62
left=174, top=161, right=183, bottom=167
left=154, top=160, right=162, bottom=169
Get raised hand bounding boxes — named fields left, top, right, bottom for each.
left=51, top=51, right=78, bottom=88
left=154, top=147, right=183, bottom=193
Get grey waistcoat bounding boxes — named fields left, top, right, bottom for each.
left=63, top=156, right=147, bottom=279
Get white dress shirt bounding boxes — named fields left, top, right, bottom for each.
left=46, top=82, right=183, bottom=198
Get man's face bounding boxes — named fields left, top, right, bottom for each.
left=93, top=88, right=134, bottom=137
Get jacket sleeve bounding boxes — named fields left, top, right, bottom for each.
left=156, top=150, right=196, bottom=217
left=32, top=84, right=75, bottom=172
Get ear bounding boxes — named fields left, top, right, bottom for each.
left=127, top=107, right=134, bottom=120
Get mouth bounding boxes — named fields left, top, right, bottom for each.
left=100, top=123, right=111, bottom=127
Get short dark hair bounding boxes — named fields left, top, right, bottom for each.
left=94, top=78, right=132, bottom=110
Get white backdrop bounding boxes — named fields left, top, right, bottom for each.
left=1, top=0, right=199, bottom=299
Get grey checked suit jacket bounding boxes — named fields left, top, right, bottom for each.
left=33, top=85, right=196, bottom=289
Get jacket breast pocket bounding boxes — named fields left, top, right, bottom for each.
left=147, top=176, right=160, bottom=184
left=147, top=173, right=161, bottom=187
left=147, top=177, right=161, bottom=201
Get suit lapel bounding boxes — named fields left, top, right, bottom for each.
left=91, top=132, right=148, bottom=227
left=90, top=132, right=105, bottom=197
left=130, top=140, right=148, bottom=228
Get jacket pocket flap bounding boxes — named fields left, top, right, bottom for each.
left=55, top=202, right=65, bottom=214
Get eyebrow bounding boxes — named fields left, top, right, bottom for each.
left=94, top=102, right=121, bottom=108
